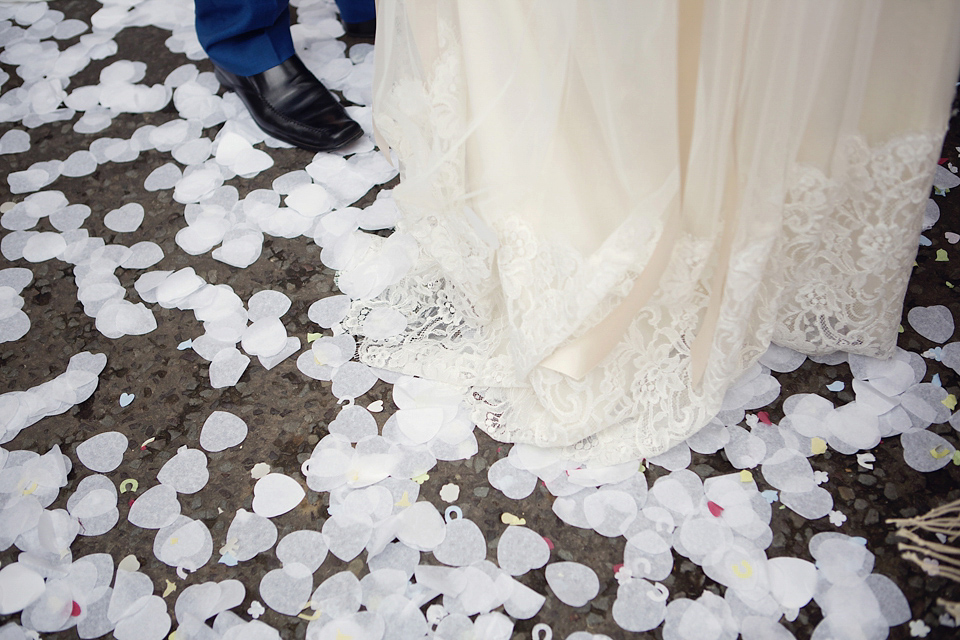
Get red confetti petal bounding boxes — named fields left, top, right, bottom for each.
left=542, top=536, right=555, bottom=550
left=613, top=563, right=624, bottom=575
left=71, top=602, right=81, bottom=616
left=940, top=158, right=949, bottom=165
left=707, top=501, right=724, bottom=517
left=128, top=499, right=135, bottom=507
left=757, top=411, right=772, bottom=425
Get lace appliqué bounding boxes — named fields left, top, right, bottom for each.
left=772, top=133, right=941, bottom=356
left=349, top=15, right=944, bottom=465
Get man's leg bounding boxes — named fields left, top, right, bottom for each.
left=194, top=0, right=362, bottom=152
left=195, top=0, right=294, bottom=76
left=335, top=0, right=376, bottom=38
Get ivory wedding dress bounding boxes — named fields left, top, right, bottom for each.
left=344, top=0, right=960, bottom=465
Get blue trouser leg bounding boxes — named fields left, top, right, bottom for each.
left=194, top=0, right=295, bottom=76
left=335, top=0, right=376, bottom=25
left=194, top=0, right=377, bottom=76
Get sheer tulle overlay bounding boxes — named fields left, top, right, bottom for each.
left=343, top=0, right=960, bottom=465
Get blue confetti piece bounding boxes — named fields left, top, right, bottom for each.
left=177, top=339, right=193, bottom=350
left=826, top=381, right=845, bottom=392
left=761, top=489, right=779, bottom=504
left=219, top=553, right=238, bottom=566
left=919, top=235, right=933, bottom=246
left=932, top=373, right=942, bottom=386
left=119, top=393, right=135, bottom=407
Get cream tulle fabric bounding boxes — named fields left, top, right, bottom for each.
left=345, top=0, right=960, bottom=465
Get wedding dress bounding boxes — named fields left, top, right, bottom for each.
left=343, top=0, right=960, bottom=465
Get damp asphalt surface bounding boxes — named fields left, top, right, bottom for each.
left=2, top=2, right=960, bottom=638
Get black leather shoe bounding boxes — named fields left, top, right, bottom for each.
left=213, top=55, right=363, bottom=153
left=342, top=17, right=376, bottom=39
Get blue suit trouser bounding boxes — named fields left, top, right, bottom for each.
left=195, top=0, right=376, bottom=76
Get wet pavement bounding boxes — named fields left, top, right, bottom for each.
left=1, top=2, right=960, bottom=639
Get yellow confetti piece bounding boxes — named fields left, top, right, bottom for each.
left=738, top=470, right=753, bottom=483
left=948, top=282, right=956, bottom=289
left=811, top=437, right=828, bottom=455
left=412, top=473, right=429, bottom=484
left=307, top=333, right=322, bottom=343
left=170, top=537, right=179, bottom=545
left=21, top=481, right=38, bottom=496
left=943, top=394, right=957, bottom=410
left=898, top=324, right=904, bottom=333
left=163, top=580, right=177, bottom=597
left=936, top=249, right=949, bottom=262
left=335, top=631, right=353, bottom=640
left=395, top=491, right=412, bottom=508
left=501, top=512, right=526, bottom=526
left=298, top=605, right=323, bottom=621
left=953, top=451, right=960, bottom=465
left=169, top=633, right=178, bottom=640
left=931, top=446, right=952, bottom=459
left=119, top=479, right=138, bottom=493
left=731, top=561, right=753, bottom=579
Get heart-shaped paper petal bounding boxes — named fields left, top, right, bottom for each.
left=252, top=473, right=306, bottom=518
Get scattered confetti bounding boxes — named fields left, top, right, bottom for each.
left=706, top=501, right=724, bottom=517
left=501, top=513, right=526, bottom=526
left=439, top=483, right=460, bottom=503
left=907, top=304, right=955, bottom=342
left=828, top=510, right=847, bottom=527
left=250, top=462, right=271, bottom=479
left=199, top=410, right=248, bottom=452
left=0, top=4, right=953, bottom=638
left=251, top=473, right=306, bottom=518
left=811, top=437, right=828, bottom=455
left=77, top=431, right=128, bottom=472
left=909, top=619, right=931, bottom=637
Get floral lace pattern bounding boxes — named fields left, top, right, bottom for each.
left=771, top=133, right=942, bottom=356
left=345, top=13, right=945, bottom=465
